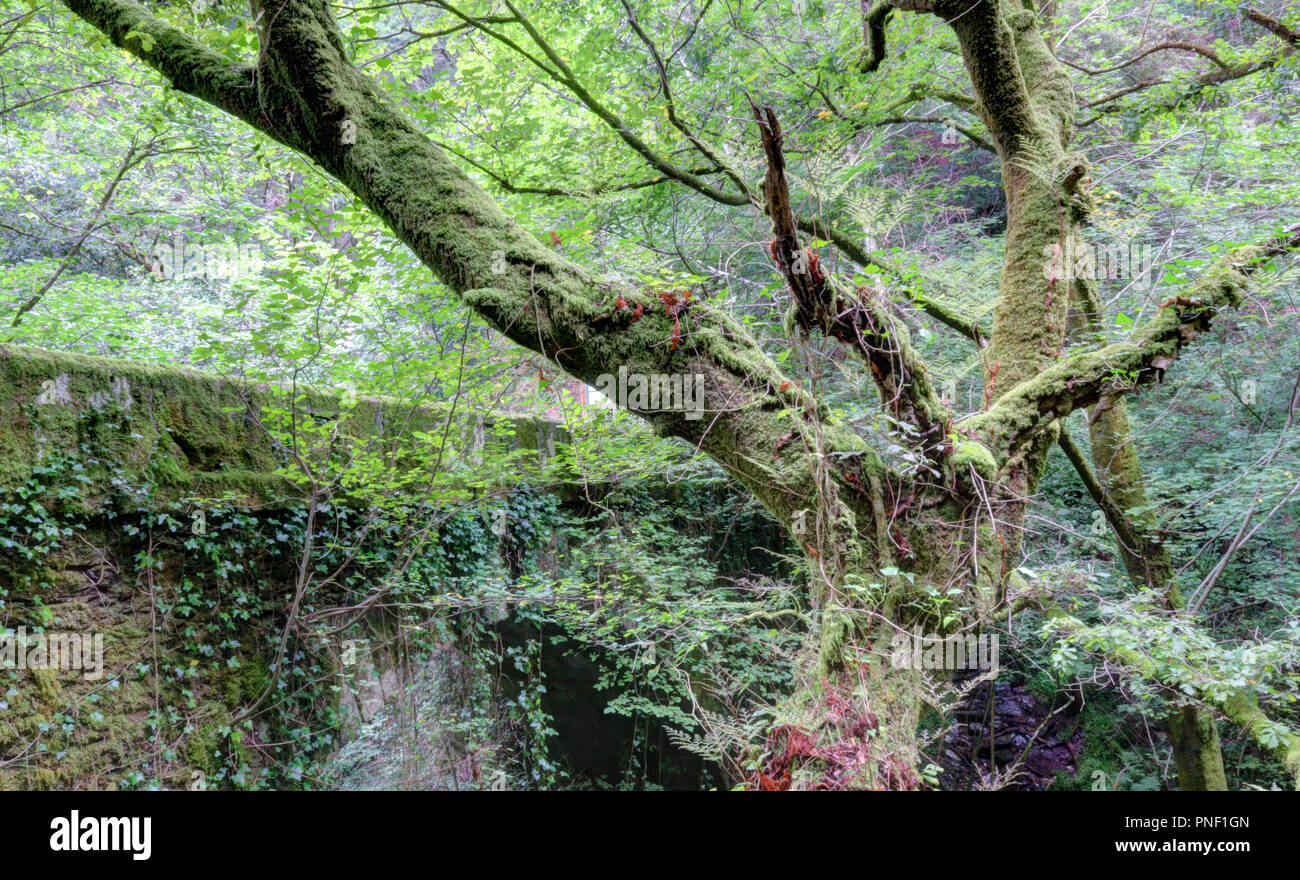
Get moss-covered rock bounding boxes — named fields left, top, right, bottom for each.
left=0, top=344, right=569, bottom=790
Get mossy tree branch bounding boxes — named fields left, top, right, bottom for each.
left=1044, top=610, right=1300, bottom=789
left=1070, top=7, right=1297, bottom=119
left=425, top=0, right=987, bottom=346
left=60, top=0, right=893, bottom=549
left=966, top=234, right=1300, bottom=464
left=857, top=0, right=893, bottom=73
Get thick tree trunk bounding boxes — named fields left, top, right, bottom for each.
left=61, top=0, right=1300, bottom=789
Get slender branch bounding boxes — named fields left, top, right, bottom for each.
left=1056, top=426, right=1146, bottom=564
left=482, top=0, right=749, bottom=206
left=876, top=114, right=996, bottom=154
left=435, top=136, right=721, bottom=198
left=1076, top=8, right=1297, bottom=113
left=1060, top=41, right=1230, bottom=76
left=0, top=78, right=113, bottom=117
left=1185, top=371, right=1300, bottom=615
left=10, top=137, right=165, bottom=325
left=427, top=1, right=560, bottom=79
left=618, top=0, right=750, bottom=198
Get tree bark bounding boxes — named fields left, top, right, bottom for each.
left=1167, top=704, right=1229, bottom=791
left=59, top=0, right=1299, bottom=788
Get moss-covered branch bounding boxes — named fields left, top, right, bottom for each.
left=1045, top=611, right=1300, bottom=789
left=1056, top=426, right=1145, bottom=565
left=857, top=0, right=893, bottom=73
left=968, top=236, right=1298, bottom=462
left=1077, top=10, right=1296, bottom=118
left=56, top=0, right=261, bottom=123
left=60, top=0, right=894, bottom=552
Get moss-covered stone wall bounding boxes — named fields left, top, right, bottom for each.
left=0, top=345, right=554, bottom=790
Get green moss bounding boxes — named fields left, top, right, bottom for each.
left=1052, top=698, right=1125, bottom=791
left=0, top=344, right=479, bottom=511
left=182, top=723, right=225, bottom=776
left=818, top=608, right=853, bottom=674
left=30, top=668, right=62, bottom=703
left=0, top=337, right=607, bottom=790
left=30, top=768, right=59, bottom=790
left=951, top=438, right=998, bottom=477
left=223, top=656, right=271, bottom=706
